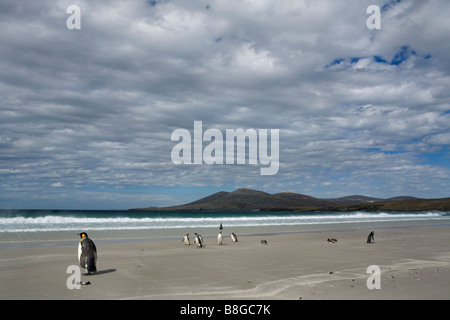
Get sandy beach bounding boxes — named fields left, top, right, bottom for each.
left=1, top=221, right=449, bottom=300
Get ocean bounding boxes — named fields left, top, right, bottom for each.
left=1, top=209, right=449, bottom=248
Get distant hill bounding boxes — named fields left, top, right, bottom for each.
left=130, top=188, right=450, bottom=212
left=327, top=198, right=450, bottom=212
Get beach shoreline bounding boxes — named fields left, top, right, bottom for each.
left=1, top=218, right=449, bottom=248
left=1, top=220, right=449, bottom=300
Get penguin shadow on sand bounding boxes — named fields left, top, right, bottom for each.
left=80, top=268, right=117, bottom=277
left=93, top=268, right=116, bottom=275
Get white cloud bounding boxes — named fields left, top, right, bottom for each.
left=0, top=0, right=449, bottom=208
left=51, top=182, right=63, bottom=188
left=426, top=133, right=450, bottom=145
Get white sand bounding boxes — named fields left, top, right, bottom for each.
left=1, top=222, right=449, bottom=300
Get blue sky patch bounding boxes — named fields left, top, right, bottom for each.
left=391, top=46, right=416, bottom=65
left=381, top=0, right=402, bottom=13
left=325, top=46, right=431, bottom=70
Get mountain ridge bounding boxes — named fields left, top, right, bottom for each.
left=130, top=188, right=450, bottom=212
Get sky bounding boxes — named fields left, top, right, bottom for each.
left=0, top=0, right=449, bottom=209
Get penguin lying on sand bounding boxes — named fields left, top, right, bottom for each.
left=77, top=232, right=97, bottom=275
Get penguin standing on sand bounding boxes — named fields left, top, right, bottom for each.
left=182, top=234, right=190, bottom=245
left=218, top=231, right=224, bottom=245
left=231, top=232, right=238, bottom=242
left=194, top=233, right=203, bottom=248
left=77, top=232, right=97, bottom=274
left=194, top=232, right=203, bottom=244
left=367, top=231, right=375, bottom=244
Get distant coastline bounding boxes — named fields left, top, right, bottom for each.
left=130, top=188, right=450, bottom=212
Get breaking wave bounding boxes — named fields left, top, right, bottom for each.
left=0, top=210, right=448, bottom=233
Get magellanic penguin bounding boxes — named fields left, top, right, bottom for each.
left=194, top=232, right=203, bottom=244
left=194, top=233, right=203, bottom=248
left=218, top=231, right=223, bottom=245
left=182, top=233, right=190, bottom=245
left=77, top=232, right=97, bottom=275
left=231, top=232, right=238, bottom=242
left=367, top=231, right=375, bottom=244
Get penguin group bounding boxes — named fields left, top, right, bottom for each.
left=324, top=231, right=376, bottom=244
left=218, top=223, right=239, bottom=244
left=216, top=223, right=240, bottom=245
left=76, top=227, right=378, bottom=281
left=181, top=223, right=239, bottom=248
left=181, top=233, right=204, bottom=247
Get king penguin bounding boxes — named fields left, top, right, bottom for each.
left=218, top=231, right=224, bottom=245
left=77, top=232, right=97, bottom=274
left=231, top=232, right=238, bottom=242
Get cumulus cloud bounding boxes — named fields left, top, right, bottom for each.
left=0, top=0, right=449, bottom=209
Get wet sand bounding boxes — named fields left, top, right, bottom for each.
left=1, top=222, right=449, bottom=300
